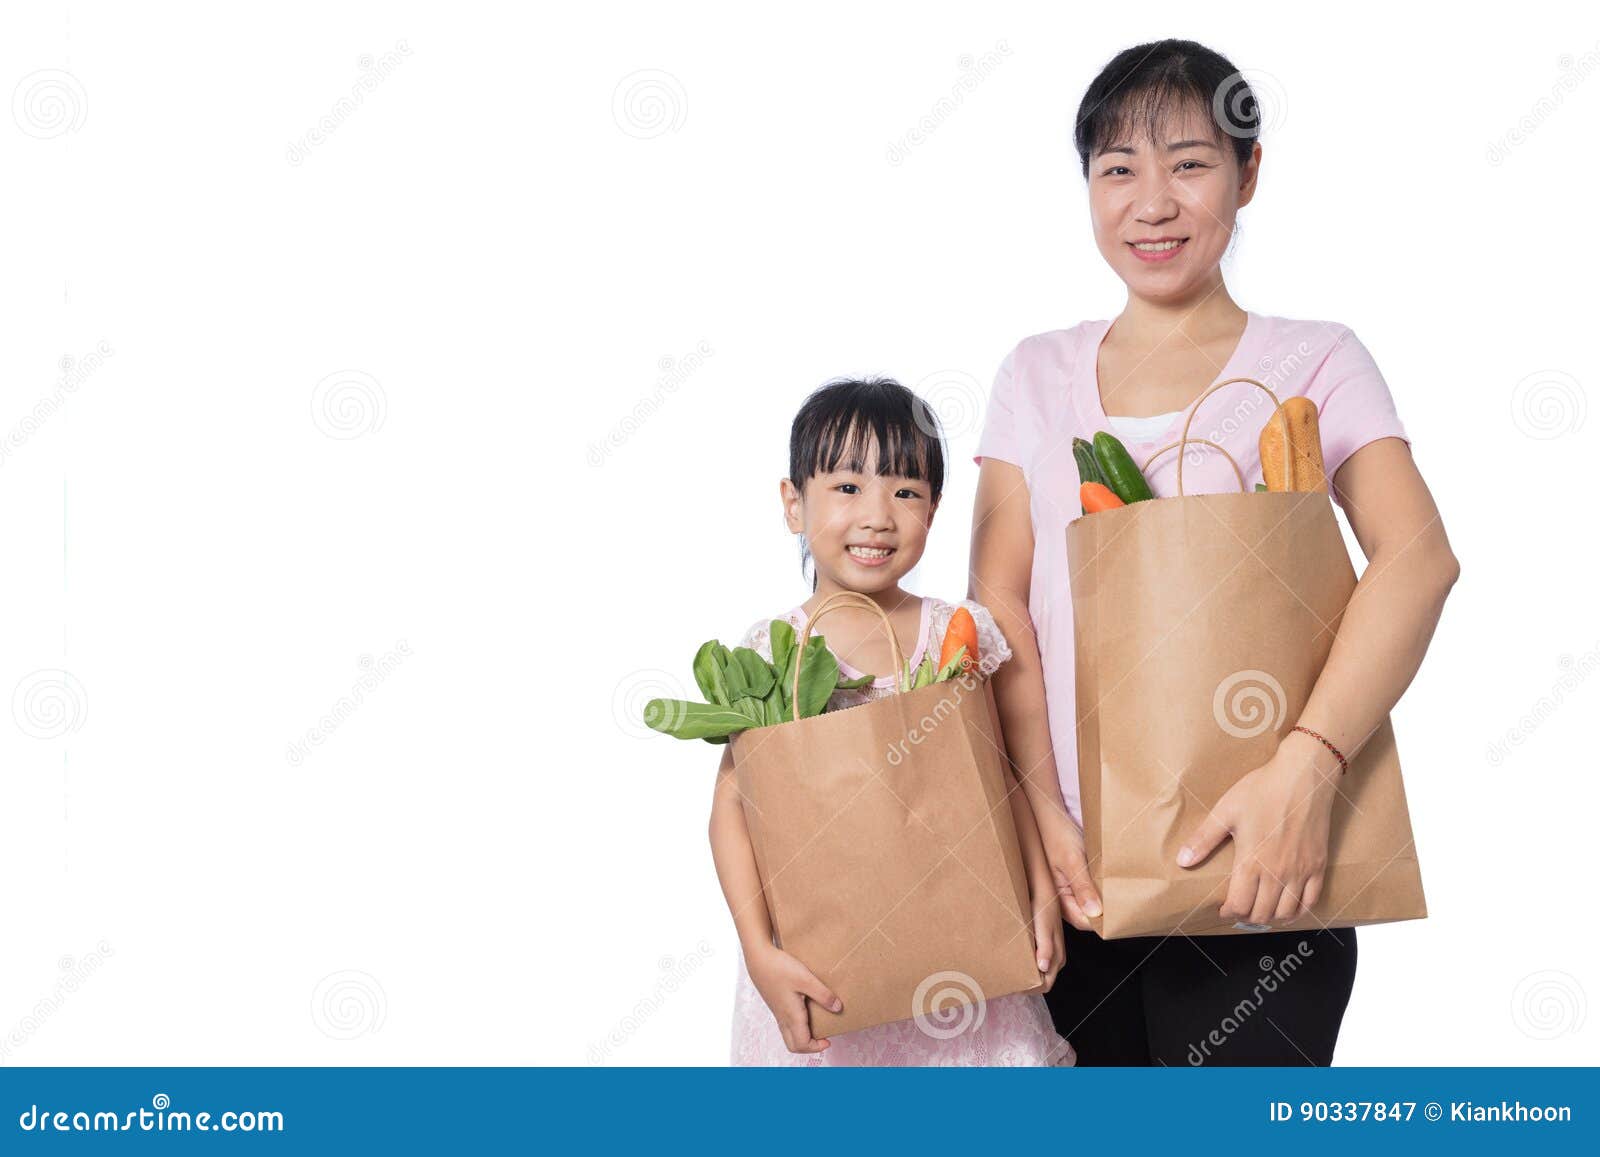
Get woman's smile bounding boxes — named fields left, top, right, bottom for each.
left=1128, top=236, right=1189, bottom=262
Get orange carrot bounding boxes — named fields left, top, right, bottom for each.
left=1080, top=481, right=1125, bottom=513
left=939, top=606, right=979, bottom=674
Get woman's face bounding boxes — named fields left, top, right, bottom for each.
left=781, top=441, right=935, bottom=595
left=1086, top=102, right=1261, bottom=303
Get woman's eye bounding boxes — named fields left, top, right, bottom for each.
left=1103, top=165, right=1131, bottom=177
left=1175, top=160, right=1208, bottom=172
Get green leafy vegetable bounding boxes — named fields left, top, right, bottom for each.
left=643, top=619, right=881, bottom=743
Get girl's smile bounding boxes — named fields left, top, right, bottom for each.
left=844, top=543, right=896, bottom=567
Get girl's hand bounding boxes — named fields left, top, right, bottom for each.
left=1037, top=809, right=1103, bottom=931
left=1176, top=731, right=1341, bottom=924
left=744, top=941, right=843, bottom=1055
left=1028, top=872, right=1065, bottom=992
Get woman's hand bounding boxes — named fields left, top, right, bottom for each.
left=744, top=942, right=843, bottom=1055
left=1028, top=871, right=1066, bottom=991
left=1176, top=731, right=1341, bottom=924
left=1037, top=808, right=1103, bottom=931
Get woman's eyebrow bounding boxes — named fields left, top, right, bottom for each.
left=1098, top=138, right=1218, bottom=157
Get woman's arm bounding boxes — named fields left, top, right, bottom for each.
left=1000, top=749, right=1065, bottom=988
left=709, top=746, right=841, bottom=1052
left=1178, top=437, right=1461, bottom=923
left=969, top=457, right=1103, bottom=929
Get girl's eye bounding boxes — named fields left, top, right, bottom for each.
left=896, top=488, right=921, bottom=500
left=836, top=483, right=859, bottom=495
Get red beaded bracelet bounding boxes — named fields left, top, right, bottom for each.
left=1291, top=725, right=1348, bottom=775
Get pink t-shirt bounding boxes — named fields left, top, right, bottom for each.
left=973, top=311, right=1410, bottom=824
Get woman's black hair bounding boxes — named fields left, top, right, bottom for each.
left=1073, top=39, right=1258, bottom=179
left=787, top=376, right=945, bottom=589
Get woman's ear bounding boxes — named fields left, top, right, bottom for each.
left=779, top=478, right=804, bottom=534
left=1237, top=141, right=1262, bottom=207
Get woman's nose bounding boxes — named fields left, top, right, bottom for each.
left=1135, top=176, right=1179, bottom=223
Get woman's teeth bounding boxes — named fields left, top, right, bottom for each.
left=1133, top=239, right=1185, bottom=251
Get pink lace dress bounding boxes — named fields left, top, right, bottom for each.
left=729, top=595, right=1075, bottom=1067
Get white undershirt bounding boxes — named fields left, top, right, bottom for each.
left=1104, top=410, right=1183, bottom=444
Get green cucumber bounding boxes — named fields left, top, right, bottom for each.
left=1092, top=431, right=1154, bottom=504
left=1073, top=437, right=1105, bottom=515
left=1073, top=437, right=1106, bottom=486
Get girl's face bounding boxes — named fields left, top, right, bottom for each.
left=781, top=442, right=936, bottom=595
left=1086, top=103, right=1261, bottom=303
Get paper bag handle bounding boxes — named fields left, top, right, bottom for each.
left=1141, top=438, right=1248, bottom=492
left=1166, top=376, right=1289, bottom=497
left=791, top=590, right=904, bottom=721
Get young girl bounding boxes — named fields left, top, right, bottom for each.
left=708, top=376, right=1074, bottom=1066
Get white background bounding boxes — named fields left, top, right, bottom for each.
left=2, top=2, right=1596, bottom=1067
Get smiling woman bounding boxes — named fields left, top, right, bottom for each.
left=969, top=38, right=1460, bottom=1067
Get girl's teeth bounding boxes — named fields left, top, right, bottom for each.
left=848, top=546, right=892, bottom=558
left=1133, top=240, right=1184, bottom=251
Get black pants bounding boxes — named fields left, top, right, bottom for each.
left=1045, top=921, right=1358, bottom=1066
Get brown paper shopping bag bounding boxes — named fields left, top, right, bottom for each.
left=1066, top=377, right=1427, bottom=939
left=729, top=591, right=1044, bottom=1036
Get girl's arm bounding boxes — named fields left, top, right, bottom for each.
left=970, top=457, right=1104, bottom=929
left=709, top=745, right=841, bottom=1053
left=1177, top=437, right=1460, bottom=923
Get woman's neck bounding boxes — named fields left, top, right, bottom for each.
left=1114, top=279, right=1245, bottom=350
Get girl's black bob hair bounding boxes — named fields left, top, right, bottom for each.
left=787, top=377, right=945, bottom=588
left=1073, top=38, right=1259, bottom=179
